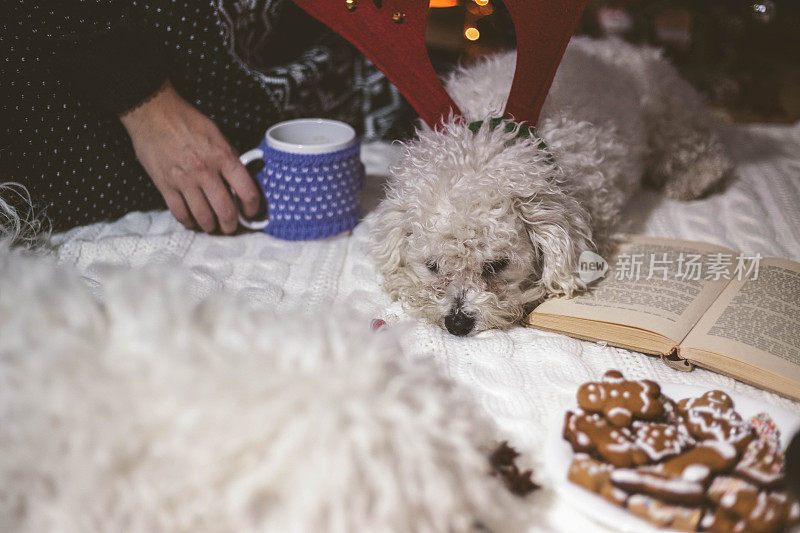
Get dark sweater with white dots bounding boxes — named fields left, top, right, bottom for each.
left=1, top=0, right=408, bottom=231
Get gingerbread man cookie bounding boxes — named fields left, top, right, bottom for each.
left=567, top=454, right=614, bottom=493
left=661, top=440, right=740, bottom=477
left=563, top=376, right=798, bottom=533
left=567, top=454, right=629, bottom=506
left=627, top=494, right=703, bottom=532
left=611, top=441, right=739, bottom=505
left=734, top=439, right=785, bottom=489
left=611, top=467, right=708, bottom=505
left=599, top=478, right=629, bottom=507
left=678, top=390, right=755, bottom=453
left=699, top=507, right=742, bottom=532
left=707, top=476, right=760, bottom=519
left=744, top=492, right=798, bottom=533
left=662, top=397, right=683, bottom=424
left=577, top=370, right=665, bottom=428
left=708, top=476, right=800, bottom=533
left=632, top=421, right=695, bottom=462
left=563, top=410, right=649, bottom=467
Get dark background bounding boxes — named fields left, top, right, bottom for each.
left=425, top=0, right=800, bottom=123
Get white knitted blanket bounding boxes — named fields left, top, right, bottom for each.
left=52, top=123, right=800, bottom=532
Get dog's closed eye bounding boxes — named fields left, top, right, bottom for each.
left=426, top=260, right=439, bottom=274
left=482, top=258, right=510, bottom=276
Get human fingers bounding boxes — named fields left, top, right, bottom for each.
left=201, top=172, right=239, bottom=235
left=219, top=152, right=262, bottom=218
left=162, top=188, right=197, bottom=230
left=182, top=187, right=217, bottom=234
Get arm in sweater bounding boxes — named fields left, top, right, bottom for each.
left=41, top=1, right=260, bottom=233
left=41, top=1, right=171, bottom=116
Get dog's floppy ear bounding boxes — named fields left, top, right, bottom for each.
left=513, top=184, right=593, bottom=297
left=369, top=198, right=415, bottom=298
left=370, top=204, right=408, bottom=275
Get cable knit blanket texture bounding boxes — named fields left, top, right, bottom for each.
left=51, top=123, right=800, bottom=532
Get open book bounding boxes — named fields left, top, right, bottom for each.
left=527, top=235, right=800, bottom=402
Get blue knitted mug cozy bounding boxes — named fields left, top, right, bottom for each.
left=252, top=140, right=365, bottom=240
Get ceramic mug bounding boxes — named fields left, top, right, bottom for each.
left=237, top=118, right=365, bottom=240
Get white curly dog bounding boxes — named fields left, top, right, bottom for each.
left=371, top=37, right=731, bottom=336
left=0, top=231, right=532, bottom=531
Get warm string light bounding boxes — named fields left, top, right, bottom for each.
left=464, top=26, right=480, bottom=40
left=429, top=0, right=459, bottom=7
left=467, top=0, right=489, bottom=41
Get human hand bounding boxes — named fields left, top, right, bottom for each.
left=120, top=81, right=261, bottom=234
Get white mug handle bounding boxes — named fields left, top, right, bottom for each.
left=236, top=148, right=269, bottom=230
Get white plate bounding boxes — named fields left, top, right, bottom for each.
left=544, top=383, right=800, bottom=533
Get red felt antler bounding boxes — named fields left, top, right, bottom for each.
left=293, top=0, right=459, bottom=128
left=293, top=0, right=586, bottom=128
left=503, top=0, right=587, bottom=125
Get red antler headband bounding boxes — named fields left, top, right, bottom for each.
left=292, top=0, right=588, bottom=128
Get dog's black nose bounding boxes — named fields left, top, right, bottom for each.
left=445, top=310, right=475, bottom=336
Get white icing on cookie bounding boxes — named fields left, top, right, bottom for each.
left=607, top=406, right=631, bottom=421
left=639, top=384, right=653, bottom=414
left=611, top=469, right=703, bottom=495
left=682, top=464, right=710, bottom=483
left=721, top=492, right=736, bottom=508
left=699, top=440, right=737, bottom=460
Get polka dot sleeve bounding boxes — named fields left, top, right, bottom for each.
left=55, top=23, right=171, bottom=116
left=25, top=1, right=171, bottom=117
left=2, top=0, right=410, bottom=232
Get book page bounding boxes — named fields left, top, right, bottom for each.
left=683, top=257, right=800, bottom=382
left=532, top=236, right=736, bottom=343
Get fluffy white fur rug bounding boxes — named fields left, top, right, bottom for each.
left=0, top=239, right=532, bottom=532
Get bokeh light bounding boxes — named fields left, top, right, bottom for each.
left=464, top=26, right=480, bottom=40
left=429, top=0, right=459, bottom=7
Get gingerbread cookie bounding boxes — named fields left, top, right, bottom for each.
left=632, top=421, right=695, bottom=462
left=627, top=494, right=703, bottom=532
left=611, top=467, right=707, bottom=505
left=734, top=439, right=784, bottom=488
left=611, top=441, right=739, bottom=505
left=678, top=390, right=755, bottom=452
left=563, top=378, right=797, bottom=533
left=661, top=440, right=739, bottom=477
left=662, top=397, right=685, bottom=425
left=567, top=454, right=630, bottom=506
left=699, top=507, right=743, bottom=532
left=708, top=476, right=800, bottom=533
left=567, top=454, right=614, bottom=493
left=599, top=478, right=629, bottom=507
left=707, top=476, right=760, bottom=519
left=744, top=492, right=797, bottom=533
left=577, top=370, right=665, bottom=427
left=563, top=410, right=649, bottom=467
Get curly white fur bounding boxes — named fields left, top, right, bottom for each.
left=0, top=244, right=532, bottom=532
left=371, top=37, right=731, bottom=335
left=0, top=182, right=51, bottom=252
